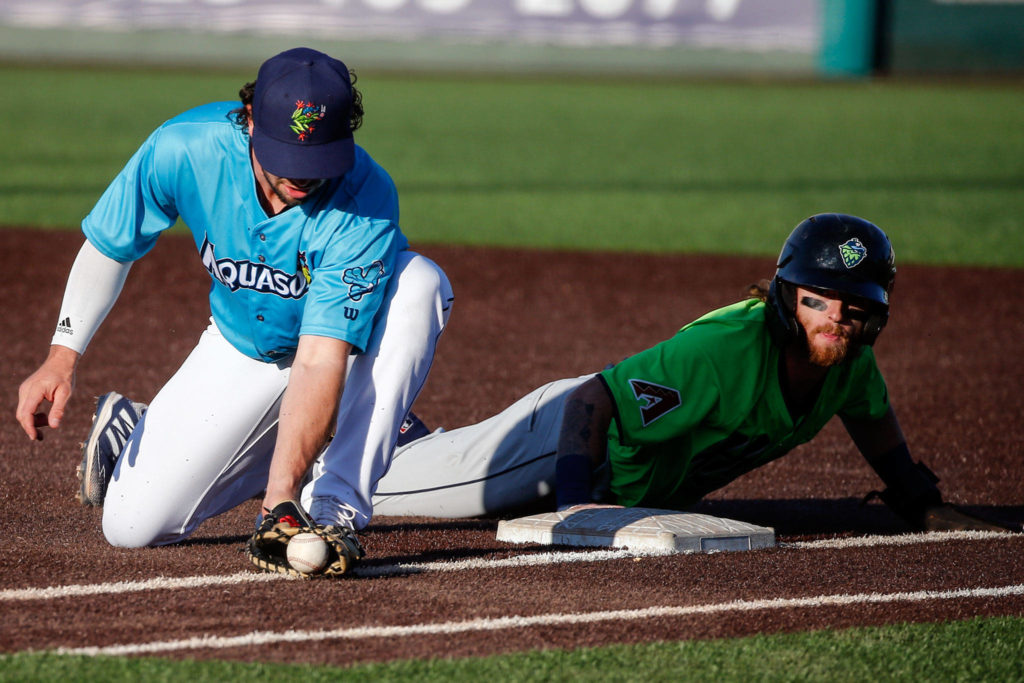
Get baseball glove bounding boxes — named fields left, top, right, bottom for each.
left=246, top=499, right=365, bottom=578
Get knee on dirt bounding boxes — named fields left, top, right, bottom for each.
left=101, top=499, right=188, bottom=548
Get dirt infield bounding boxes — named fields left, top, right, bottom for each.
left=1, top=229, right=1022, bottom=664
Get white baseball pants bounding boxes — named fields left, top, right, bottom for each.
left=102, top=251, right=452, bottom=547
left=371, top=374, right=594, bottom=518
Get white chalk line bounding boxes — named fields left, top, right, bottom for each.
left=50, top=583, right=1024, bottom=657
left=353, top=546, right=672, bottom=577
left=0, top=571, right=284, bottom=601
left=3, top=529, right=1016, bottom=603
left=783, top=529, right=1017, bottom=550
left=0, top=548, right=664, bottom=602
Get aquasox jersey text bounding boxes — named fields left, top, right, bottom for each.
left=201, top=236, right=308, bottom=299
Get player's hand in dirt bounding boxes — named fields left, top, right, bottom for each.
left=923, top=503, right=1019, bottom=533
left=16, top=345, right=80, bottom=440
left=561, top=503, right=625, bottom=512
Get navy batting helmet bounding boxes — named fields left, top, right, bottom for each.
left=767, top=214, right=896, bottom=346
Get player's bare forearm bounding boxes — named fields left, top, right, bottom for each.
left=263, top=335, right=350, bottom=509
left=557, top=376, right=614, bottom=468
left=555, top=377, right=615, bottom=510
left=841, top=405, right=907, bottom=463
left=849, top=407, right=1019, bottom=532
left=15, top=344, right=80, bottom=440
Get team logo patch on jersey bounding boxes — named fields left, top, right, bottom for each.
left=200, top=236, right=308, bottom=299
left=343, top=261, right=385, bottom=302
left=838, top=238, right=867, bottom=269
left=291, top=101, right=326, bottom=142
left=629, top=379, right=682, bottom=427
left=297, top=251, right=312, bottom=284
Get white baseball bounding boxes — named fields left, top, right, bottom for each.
left=287, top=532, right=330, bottom=574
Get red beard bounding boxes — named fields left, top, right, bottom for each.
left=806, top=323, right=852, bottom=367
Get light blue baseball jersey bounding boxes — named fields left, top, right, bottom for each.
left=82, top=101, right=408, bottom=361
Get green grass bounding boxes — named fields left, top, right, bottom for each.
left=3, top=615, right=1023, bottom=681
left=1, top=65, right=1021, bottom=266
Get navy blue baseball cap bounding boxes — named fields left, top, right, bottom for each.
left=251, top=47, right=355, bottom=180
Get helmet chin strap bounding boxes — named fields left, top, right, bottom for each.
left=765, top=277, right=800, bottom=345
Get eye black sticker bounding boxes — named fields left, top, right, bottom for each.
left=800, top=296, right=828, bottom=312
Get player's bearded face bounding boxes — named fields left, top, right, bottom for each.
left=794, top=287, right=865, bottom=367
left=246, top=112, right=326, bottom=209
left=262, top=169, right=325, bottom=208
left=803, top=320, right=852, bottom=366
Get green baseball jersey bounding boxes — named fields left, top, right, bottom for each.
left=599, top=299, right=889, bottom=509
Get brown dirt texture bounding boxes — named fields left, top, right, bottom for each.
left=1, top=228, right=1021, bottom=665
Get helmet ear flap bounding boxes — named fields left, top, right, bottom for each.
left=860, top=265, right=894, bottom=346
left=861, top=309, right=889, bottom=346
left=766, top=277, right=799, bottom=344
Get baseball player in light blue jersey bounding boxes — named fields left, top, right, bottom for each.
left=16, top=48, right=453, bottom=575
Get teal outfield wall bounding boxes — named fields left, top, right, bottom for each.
left=820, top=0, right=1024, bottom=77
left=819, top=0, right=878, bottom=77
left=885, top=0, right=1024, bottom=74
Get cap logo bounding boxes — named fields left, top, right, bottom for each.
left=838, top=237, right=867, bottom=269
left=291, top=100, right=326, bottom=141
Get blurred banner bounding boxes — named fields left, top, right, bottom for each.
left=4, top=1, right=1020, bottom=76
left=0, top=0, right=818, bottom=52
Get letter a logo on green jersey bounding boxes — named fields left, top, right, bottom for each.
left=838, top=238, right=867, bottom=269
left=629, top=379, right=681, bottom=427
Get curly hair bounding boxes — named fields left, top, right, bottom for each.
left=746, top=279, right=770, bottom=302
left=229, top=71, right=365, bottom=132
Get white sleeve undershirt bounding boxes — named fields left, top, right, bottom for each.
left=51, top=239, right=133, bottom=354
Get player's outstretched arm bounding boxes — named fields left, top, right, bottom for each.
left=16, top=345, right=80, bottom=440
left=16, top=240, right=132, bottom=441
left=555, top=376, right=617, bottom=511
left=843, top=406, right=1018, bottom=532
left=262, top=334, right=351, bottom=512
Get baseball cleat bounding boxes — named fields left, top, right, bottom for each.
left=77, top=392, right=148, bottom=506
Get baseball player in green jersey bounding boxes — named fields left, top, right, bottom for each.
left=370, top=214, right=1013, bottom=533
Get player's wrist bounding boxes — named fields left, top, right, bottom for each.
left=555, top=452, right=593, bottom=510
left=45, top=344, right=81, bottom=370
